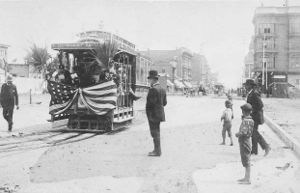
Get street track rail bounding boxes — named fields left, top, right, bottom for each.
left=0, top=125, right=129, bottom=154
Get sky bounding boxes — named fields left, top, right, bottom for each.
left=0, top=0, right=299, bottom=88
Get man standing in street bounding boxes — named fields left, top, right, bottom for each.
left=0, top=75, right=19, bottom=132
left=244, top=79, right=270, bottom=156
left=146, top=70, right=167, bottom=157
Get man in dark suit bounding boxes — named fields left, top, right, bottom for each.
left=0, top=75, right=19, bottom=131
left=244, top=79, right=270, bottom=156
left=146, top=70, right=167, bottom=156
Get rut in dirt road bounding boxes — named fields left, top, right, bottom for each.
left=0, top=132, right=97, bottom=154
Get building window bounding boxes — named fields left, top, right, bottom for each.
left=290, top=23, right=300, bottom=34
left=264, top=28, right=271, bottom=33
left=257, top=37, right=274, bottom=50
left=141, top=69, right=144, bottom=81
left=289, top=39, right=300, bottom=50
left=290, top=56, right=300, bottom=68
left=257, top=23, right=274, bottom=34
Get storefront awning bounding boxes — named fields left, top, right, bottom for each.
left=183, top=81, right=193, bottom=88
left=174, top=79, right=185, bottom=88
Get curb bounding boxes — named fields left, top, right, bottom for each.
left=264, top=114, right=300, bottom=158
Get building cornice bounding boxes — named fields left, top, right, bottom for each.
left=253, top=6, right=300, bottom=24
left=254, top=6, right=300, bottom=15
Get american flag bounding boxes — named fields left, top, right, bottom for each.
left=78, top=80, right=118, bottom=115
left=47, top=80, right=117, bottom=116
left=47, top=80, right=78, bottom=115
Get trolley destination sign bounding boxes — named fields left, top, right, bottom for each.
left=51, top=42, right=103, bottom=50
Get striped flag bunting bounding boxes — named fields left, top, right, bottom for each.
left=48, top=80, right=117, bottom=116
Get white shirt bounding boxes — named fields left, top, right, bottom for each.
left=221, top=108, right=233, bottom=122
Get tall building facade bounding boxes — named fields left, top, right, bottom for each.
left=253, top=6, right=300, bottom=90
left=201, top=62, right=212, bottom=86
left=191, top=53, right=209, bottom=85
left=179, top=47, right=193, bottom=82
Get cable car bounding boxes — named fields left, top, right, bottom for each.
left=48, top=42, right=136, bottom=132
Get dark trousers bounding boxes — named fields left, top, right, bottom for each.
left=3, top=106, right=14, bottom=130
left=149, top=121, right=160, bottom=139
left=148, top=121, right=161, bottom=153
left=251, top=122, right=268, bottom=154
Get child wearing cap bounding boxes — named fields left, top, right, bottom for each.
left=235, top=103, right=254, bottom=184
left=220, top=100, right=234, bottom=145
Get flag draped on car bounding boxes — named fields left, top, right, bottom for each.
left=48, top=81, right=78, bottom=115
left=47, top=80, right=117, bottom=115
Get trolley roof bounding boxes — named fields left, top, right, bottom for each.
left=51, top=42, right=136, bottom=56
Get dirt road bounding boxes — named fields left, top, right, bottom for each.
left=0, top=96, right=299, bottom=193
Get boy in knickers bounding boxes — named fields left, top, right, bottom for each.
left=235, top=103, right=254, bottom=184
left=220, top=100, right=234, bottom=145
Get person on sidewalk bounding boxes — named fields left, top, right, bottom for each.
left=146, top=70, right=167, bottom=157
left=244, top=79, right=271, bottom=156
left=0, top=75, right=19, bottom=132
left=236, top=103, right=254, bottom=184
left=220, top=100, right=234, bottom=146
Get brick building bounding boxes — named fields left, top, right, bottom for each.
left=140, top=47, right=193, bottom=88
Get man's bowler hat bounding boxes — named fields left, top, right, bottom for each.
left=240, top=103, right=252, bottom=112
left=243, top=79, right=257, bottom=86
left=6, top=75, right=13, bottom=82
left=147, top=70, right=159, bottom=79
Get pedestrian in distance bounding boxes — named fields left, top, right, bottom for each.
left=236, top=103, right=254, bottom=185
left=146, top=70, right=167, bottom=157
left=0, top=75, right=19, bottom=132
left=244, top=79, right=271, bottom=156
left=220, top=100, right=234, bottom=146
left=227, top=93, right=234, bottom=119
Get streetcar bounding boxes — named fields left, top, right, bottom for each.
left=48, top=42, right=137, bottom=132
